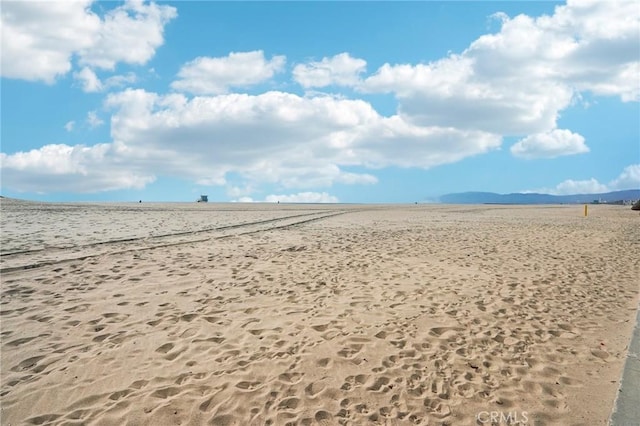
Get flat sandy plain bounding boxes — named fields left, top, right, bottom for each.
left=1, top=199, right=638, bottom=425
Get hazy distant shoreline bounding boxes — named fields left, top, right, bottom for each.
left=3, top=187, right=639, bottom=206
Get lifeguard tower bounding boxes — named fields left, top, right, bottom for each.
left=197, top=195, right=208, bottom=203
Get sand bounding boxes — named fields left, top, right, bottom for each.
left=1, top=199, right=638, bottom=425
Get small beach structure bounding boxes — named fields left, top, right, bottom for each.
left=197, top=195, right=208, bottom=203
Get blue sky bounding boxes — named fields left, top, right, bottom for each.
left=1, top=0, right=638, bottom=203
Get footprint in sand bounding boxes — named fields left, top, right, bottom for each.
left=277, top=397, right=300, bottom=411
left=374, top=330, right=388, bottom=339
left=341, top=374, right=370, bottom=391
left=156, top=343, right=174, bottom=353
left=235, top=381, right=262, bottom=391
left=26, top=414, right=61, bottom=424
left=92, top=333, right=110, bottom=342
left=6, top=336, right=39, bottom=347
left=316, top=357, right=332, bottom=368
left=311, top=323, right=330, bottom=332
left=305, top=382, right=325, bottom=397
left=423, top=397, right=452, bottom=418
left=367, top=376, right=391, bottom=392
left=11, top=356, right=46, bottom=372
left=209, top=414, right=235, bottom=424
left=130, top=380, right=149, bottom=389
left=314, top=410, right=332, bottom=424
left=590, top=348, right=610, bottom=360
left=558, top=376, right=583, bottom=386
left=151, top=386, right=180, bottom=399
left=180, top=313, right=198, bottom=322
left=429, top=326, right=463, bottom=339
left=65, top=304, right=91, bottom=313
left=108, top=389, right=131, bottom=401
left=337, top=344, right=363, bottom=359
left=278, top=372, right=303, bottom=384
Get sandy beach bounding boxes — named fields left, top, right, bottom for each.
left=1, top=199, right=638, bottom=425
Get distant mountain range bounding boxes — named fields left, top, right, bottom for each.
left=439, top=189, right=640, bottom=204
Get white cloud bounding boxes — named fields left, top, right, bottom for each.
left=104, top=88, right=499, bottom=180
left=171, top=51, right=286, bottom=95
left=265, top=192, right=339, bottom=203
left=104, top=72, right=137, bottom=89
left=510, top=129, right=589, bottom=159
left=362, top=57, right=573, bottom=136
left=293, top=53, right=367, bottom=88
left=79, top=0, right=177, bottom=70
left=549, top=178, right=608, bottom=195
left=74, top=67, right=103, bottom=92
left=1, top=0, right=98, bottom=83
left=472, top=0, right=639, bottom=101
left=64, top=121, right=75, bottom=132
left=1, top=0, right=176, bottom=83
left=0, top=143, right=155, bottom=193
left=227, top=185, right=255, bottom=198
left=609, top=164, right=640, bottom=190
left=73, top=69, right=137, bottom=93
left=347, top=115, right=501, bottom=169
left=1, top=89, right=499, bottom=194
left=532, top=164, right=640, bottom=195
left=233, top=197, right=255, bottom=203
left=360, top=0, right=639, bottom=136
left=102, top=89, right=388, bottom=187
left=232, top=192, right=339, bottom=203
left=87, top=111, right=104, bottom=128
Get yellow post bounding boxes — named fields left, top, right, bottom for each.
left=584, top=204, right=588, bottom=217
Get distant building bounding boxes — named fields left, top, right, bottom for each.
left=198, top=195, right=208, bottom=203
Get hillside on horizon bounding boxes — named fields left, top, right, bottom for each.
left=439, top=189, right=640, bottom=204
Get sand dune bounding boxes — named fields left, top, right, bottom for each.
left=1, top=201, right=638, bottom=425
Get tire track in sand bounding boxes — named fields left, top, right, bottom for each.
left=0, top=210, right=355, bottom=274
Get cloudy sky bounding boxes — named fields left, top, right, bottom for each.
left=1, top=0, right=638, bottom=203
